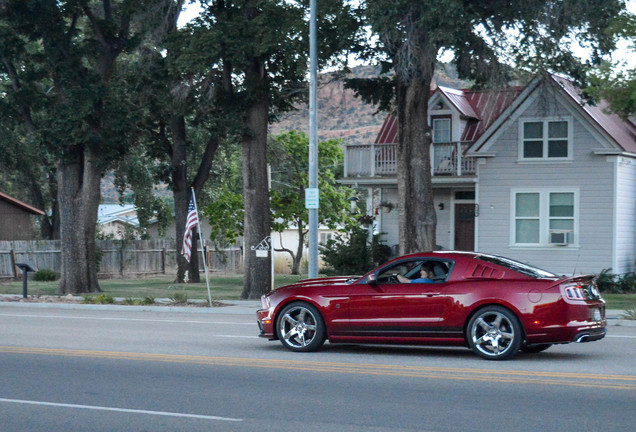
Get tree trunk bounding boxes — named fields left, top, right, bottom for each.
left=291, top=224, right=305, bottom=275
left=396, top=77, right=437, bottom=255
left=56, top=147, right=102, bottom=294
left=241, top=90, right=272, bottom=299
left=170, top=115, right=200, bottom=283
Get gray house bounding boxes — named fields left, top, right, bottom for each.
left=341, top=75, right=636, bottom=275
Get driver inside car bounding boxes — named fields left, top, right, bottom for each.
left=397, top=264, right=434, bottom=283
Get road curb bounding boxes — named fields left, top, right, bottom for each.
left=0, top=295, right=261, bottom=315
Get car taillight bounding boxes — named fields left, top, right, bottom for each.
left=562, top=283, right=601, bottom=301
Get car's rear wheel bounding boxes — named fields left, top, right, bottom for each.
left=276, top=302, right=326, bottom=352
left=467, top=306, right=523, bottom=360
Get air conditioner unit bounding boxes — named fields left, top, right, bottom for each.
left=549, top=230, right=574, bottom=246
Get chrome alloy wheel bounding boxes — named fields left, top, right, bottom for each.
left=468, top=307, right=522, bottom=360
left=277, top=302, right=326, bottom=352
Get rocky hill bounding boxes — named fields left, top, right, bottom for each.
left=269, top=64, right=467, bottom=146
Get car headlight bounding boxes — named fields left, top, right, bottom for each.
left=261, top=294, right=271, bottom=309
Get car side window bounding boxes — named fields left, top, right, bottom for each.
left=375, top=260, right=423, bottom=284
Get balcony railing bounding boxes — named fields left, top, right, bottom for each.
left=344, top=142, right=476, bottom=178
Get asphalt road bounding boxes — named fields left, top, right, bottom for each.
left=1, top=302, right=635, bottom=432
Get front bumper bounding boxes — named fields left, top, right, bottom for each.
left=256, top=307, right=276, bottom=339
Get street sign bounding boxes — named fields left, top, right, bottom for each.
left=305, top=188, right=319, bottom=209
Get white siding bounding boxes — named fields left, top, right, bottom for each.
left=616, top=157, right=636, bottom=273
left=376, top=188, right=454, bottom=251
left=477, top=88, right=616, bottom=275
left=378, top=188, right=400, bottom=248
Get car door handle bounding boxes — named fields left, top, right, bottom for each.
left=424, top=291, right=440, bottom=297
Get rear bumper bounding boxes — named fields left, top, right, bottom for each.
left=572, top=327, right=606, bottom=343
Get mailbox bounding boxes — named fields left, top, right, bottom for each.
left=16, top=262, right=36, bottom=298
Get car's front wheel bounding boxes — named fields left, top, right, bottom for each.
left=276, top=302, right=326, bottom=352
left=467, top=306, right=523, bottom=360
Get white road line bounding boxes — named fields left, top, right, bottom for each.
left=0, top=313, right=253, bottom=325
left=0, top=398, right=242, bottom=422
left=606, top=335, right=636, bottom=339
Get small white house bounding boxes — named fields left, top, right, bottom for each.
left=341, top=74, right=636, bottom=275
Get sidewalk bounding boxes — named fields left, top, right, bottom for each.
left=1, top=294, right=634, bottom=325
left=0, top=294, right=261, bottom=315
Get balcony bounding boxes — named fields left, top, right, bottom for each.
left=344, top=142, right=477, bottom=178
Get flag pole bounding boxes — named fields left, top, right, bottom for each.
left=191, top=188, right=213, bottom=308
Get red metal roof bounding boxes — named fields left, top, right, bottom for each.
left=0, top=192, right=45, bottom=215
left=374, top=86, right=523, bottom=144
left=374, top=115, right=398, bottom=144
left=437, top=86, right=479, bottom=119
left=371, top=78, right=636, bottom=154
left=460, top=87, right=523, bottom=142
left=553, top=75, right=636, bottom=154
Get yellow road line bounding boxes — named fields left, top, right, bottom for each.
left=2, top=346, right=635, bottom=391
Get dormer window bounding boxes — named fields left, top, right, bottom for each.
left=432, top=118, right=451, bottom=143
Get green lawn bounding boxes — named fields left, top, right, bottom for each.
left=0, top=274, right=304, bottom=301
left=1, top=276, right=635, bottom=311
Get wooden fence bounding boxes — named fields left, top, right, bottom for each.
left=0, top=240, right=243, bottom=279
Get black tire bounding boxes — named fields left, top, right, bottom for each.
left=520, top=343, right=552, bottom=354
left=276, top=302, right=326, bottom=352
left=466, top=306, right=523, bottom=360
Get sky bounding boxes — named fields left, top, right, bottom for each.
left=178, top=1, right=636, bottom=70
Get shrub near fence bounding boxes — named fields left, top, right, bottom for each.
left=0, top=240, right=242, bottom=278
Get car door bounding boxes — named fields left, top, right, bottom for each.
left=346, top=259, right=449, bottom=338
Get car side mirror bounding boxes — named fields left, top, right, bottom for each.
left=368, top=273, right=378, bottom=285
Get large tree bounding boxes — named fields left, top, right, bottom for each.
left=0, top=0, right=167, bottom=293
left=120, top=0, right=228, bottom=283
left=359, top=0, right=625, bottom=254
left=587, top=11, right=636, bottom=117
left=191, top=0, right=361, bottom=298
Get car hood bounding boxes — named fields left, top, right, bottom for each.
left=271, top=275, right=359, bottom=295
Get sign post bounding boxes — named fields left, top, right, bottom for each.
left=251, top=236, right=274, bottom=291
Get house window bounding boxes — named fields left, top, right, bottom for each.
left=520, top=119, right=570, bottom=160
left=432, top=118, right=451, bottom=143
left=319, top=232, right=333, bottom=245
left=512, top=190, right=577, bottom=246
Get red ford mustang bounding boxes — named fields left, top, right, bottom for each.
left=257, top=251, right=606, bottom=360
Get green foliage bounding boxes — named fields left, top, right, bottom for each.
left=141, top=296, right=155, bottom=305
left=32, top=269, right=59, bottom=282
left=204, top=190, right=245, bottom=247
left=622, top=307, right=636, bottom=320
left=204, top=130, right=355, bottom=252
left=321, top=228, right=391, bottom=275
left=170, top=292, right=188, bottom=304
left=596, top=269, right=636, bottom=294
left=586, top=12, right=636, bottom=117
left=269, top=131, right=354, bottom=234
left=82, top=294, right=115, bottom=304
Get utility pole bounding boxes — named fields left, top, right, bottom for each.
left=307, top=0, right=319, bottom=279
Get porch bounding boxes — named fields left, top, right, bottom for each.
left=344, top=142, right=477, bottom=178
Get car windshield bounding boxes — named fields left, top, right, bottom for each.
left=477, top=255, right=557, bottom=279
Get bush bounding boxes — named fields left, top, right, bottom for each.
left=596, top=269, right=636, bottom=294
left=95, top=294, right=114, bottom=304
left=321, top=228, right=392, bottom=275
left=32, top=269, right=59, bottom=281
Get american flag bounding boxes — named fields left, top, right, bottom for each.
left=181, top=193, right=199, bottom=262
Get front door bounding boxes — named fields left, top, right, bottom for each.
left=454, top=203, right=475, bottom=251
left=346, top=259, right=448, bottom=337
